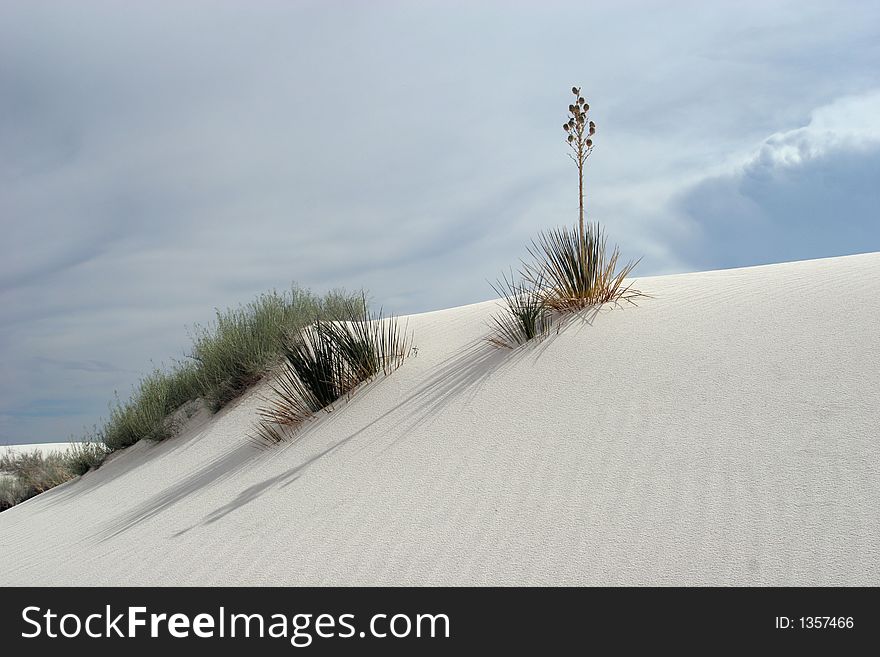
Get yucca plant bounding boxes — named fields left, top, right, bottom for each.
left=526, top=222, right=639, bottom=311
left=282, top=321, right=349, bottom=412
left=546, top=87, right=637, bottom=308
left=488, top=87, right=640, bottom=343
left=324, top=296, right=410, bottom=380
left=488, top=272, right=553, bottom=348
left=254, top=359, right=318, bottom=445
left=255, top=296, right=411, bottom=445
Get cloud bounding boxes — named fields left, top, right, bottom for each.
left=672, top=91, right=880, bottom=269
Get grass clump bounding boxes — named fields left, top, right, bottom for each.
left=256, top=296, right=411, bottom=445
left=0, top=442, right=107, bottom=511
left=488, top=272, right=553, bottom=348
left=190, top=287, right=359, bottom=411
left=63, top=441, right=109, bottom=476
left=102, top=364, right=201, bottom=451
left=1, top=451, right=73, bottom=494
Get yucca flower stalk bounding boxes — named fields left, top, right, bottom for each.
left=563, top=85, right=596, bottom=267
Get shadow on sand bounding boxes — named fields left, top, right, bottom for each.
left=92, top=300, right=636, bottom=541
left=94, top=441, right=261, bottom=542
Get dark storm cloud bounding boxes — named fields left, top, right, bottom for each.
left=675, top=146, right=880, bottom=269
left=673, top=92, right=880, bottom=269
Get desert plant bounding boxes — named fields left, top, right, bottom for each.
left=324, top=296, right=410, bottom=381
left=488, top=88, right=637, bottom=327
left=525, top=222, right=639, bottom=311
left=0, top=285, right=367, bottom=506
left=553, top=87, right=639, bottom=307
left=488, top=272, right=553, bottom=348
left=255, top=297, right=411, bottom=445
left=280, top=321, right=348, bottom=412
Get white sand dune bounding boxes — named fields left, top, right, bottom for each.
left=1, top=253, right=878, bottom=586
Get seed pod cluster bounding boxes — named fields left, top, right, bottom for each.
left=563, top=86, right=595, bottom=153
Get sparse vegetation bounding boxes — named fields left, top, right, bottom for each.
left=489, top=86, right=640, bottom=346
left=255, top=296, right=411, bottom=445
left=1, top=285, right=365, bottom=511
left=99, top=286, right=362, bottom=450
left=63, top=441, right=109, bottom=476
left=0, top=442, right=107, bottom=510
left=5, top=87, right=636, bottom=513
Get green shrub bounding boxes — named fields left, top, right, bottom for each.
left=256, top=296, right=411, bottom=445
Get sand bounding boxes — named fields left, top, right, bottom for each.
left=1, top=252, right=878, bottom=586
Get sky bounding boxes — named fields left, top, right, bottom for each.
left=2, top=0, right=879, bottom=445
